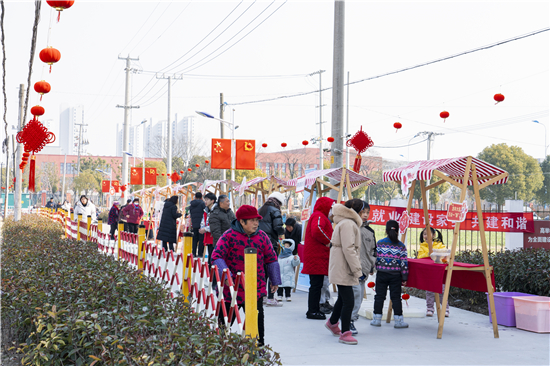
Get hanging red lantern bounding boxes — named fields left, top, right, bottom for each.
left=302, top=140, right=309, bottom=146
left=281, top=142, right=287, bottom=148
left=367, top=282, right=375, bottom=289
left=261, top=143, right=268, bottom=148
left=494, top=93, right=505, bottom=104
left=187, top=168, right=192, bottom=172
left=170, top=172, right=181, bottom=183
left=34, top=81, right=51, bottom=101
left=31, top=105, right=45, bottom=117
left=393, top=122, right=402, bottom=132
left=195, top=163, right=200, bottom=168
left=120, top=184, right=127, bottom=198
left=179, top=170, right=184, bottom=174
left=39, top=47, right=61, bottom=73
left=327, top=137, right=335, bottom=143
left=402, top=293, right=410, bottom=300
left=156, top=173, right=159, bottom=176
left=46, top=1, right=75, bottom=22
left=440, top=111, right=449, bottom=122
left=205, top=160, right=210, bottom=164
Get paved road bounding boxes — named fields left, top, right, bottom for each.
left=263, top=290, right=550, bottom=366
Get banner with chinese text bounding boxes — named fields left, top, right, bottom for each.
left=368, top=205, right=534, bottom=233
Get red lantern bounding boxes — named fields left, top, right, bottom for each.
left=34, top=81, right=51, bottom=101
left=327, top=137, right=335, bottom=143
left=367, top=282, right=375, bottom=289
left=261, top=143, right=268, bottom=148
left=156, top=173, right=159, bottom=176
left=170, top=172, right=181, bottom=183
left=46, top=1, right=75, bottom=22
left=39, top=47, right=61, bottom=73
left=179, top=170, right=184, bottom=174
left=494, top=93, right=505, bottom=104
left=31, top=105, right=45, bottom=117
left=195, top=163, right=200, bottom=168
left=187, top=168, right=192, bottom=172
left=281, top=142, right=287, bottom=148
left=402, top=293, right=410, bottom=307
left=440, top=111, right=449, bottom=122
left=393, top=122, right=402, bottom=132
left=302, top=140, right=309, bottom=146
left=205, top=160, right=209, bottom=164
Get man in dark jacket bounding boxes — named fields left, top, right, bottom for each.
left=45, top=197, right=55, bottom=209
left=189, top=192, right=206, bottom=256
left=118, top=199, right=131, bottom=232
left=157, top=195, right=182, bottom=252
left=284, top=217, right=302, bottom=256
left=209, top=195, right=236, bottom=247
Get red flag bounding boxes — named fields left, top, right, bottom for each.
left=211, top=138, right=232, bottom=169
left=145, top=167, right=157, bottom=185
left=130, top=167, right=142, bottom=185
left=101, top=180, right=110, bottom=193
left=112, top=180, right=120, bottom=193
left=235, top=139, right=256, bottom=170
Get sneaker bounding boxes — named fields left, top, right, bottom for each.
left=319, top=303, right=333, bottom=314
left=426, top=310, right=434, bottom=317
left=306, top=312, right=326, bottom=320
left=338, top=331, right=358, bottom=345
left=276, top=295, right=283, bottom=301
left=445, top=310, right=449, bottom=317
left=265, top=298, right=283, bottom=307
left=285, top=296, right=291, bottom=302
left=349, top=321, right=358, bottom=335
left=325, top=319, right=341, bottom=337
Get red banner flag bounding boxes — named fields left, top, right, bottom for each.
left=112, top=180, right=120, bottom=193
left=101, top=180, right=110, bottom=193
left=130, top=167, right=142, bottom=185
left=235, top=139, right=256, bottom=170
left=145, top=167, right=157, bottom=185
left=211, top=138, right=232, bottom=169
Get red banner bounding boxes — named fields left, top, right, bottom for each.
left=145, top=168, right=157, bottom=185
left=101, top=180, right=110, bottom=193
left=368, top=205, right=534, bottom=233
left=130, top=167, right=142, bottom=185
left=235, top=139, right=255, bottom=170
left=112, top=180, right=120, bottom=193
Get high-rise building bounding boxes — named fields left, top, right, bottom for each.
left=176, top=116, right=195, bottom=143
left=59, top=105, right=87, bottom=155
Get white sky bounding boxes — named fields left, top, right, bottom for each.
left=1, top=0, right=549, bottom=167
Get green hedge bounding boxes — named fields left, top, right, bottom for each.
left=2, top=215, right=281, bottom=365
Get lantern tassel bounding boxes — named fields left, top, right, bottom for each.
left=40, top=94, right=43, bottom=101
left=353, top=154, right=362, bottom=173
left=57, top=11, right=61, bottom=23
left=28, top=154, right=36, bottom=192
left=49, top=65, right=52, bottom=73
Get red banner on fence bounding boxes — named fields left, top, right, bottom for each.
left=368, top=205, right=534, bottom=233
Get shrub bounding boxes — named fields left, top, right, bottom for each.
left=2, top=215, right=281, bottom=365
left=97, top=209, right=109, bottom=223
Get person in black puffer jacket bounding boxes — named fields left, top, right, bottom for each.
left=157, top=195, right=182, bottom=252
left=189, top=192, right=206, bottom=256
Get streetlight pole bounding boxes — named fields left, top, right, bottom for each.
left=533, top=120, right=547, bottom=159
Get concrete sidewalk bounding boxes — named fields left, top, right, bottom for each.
left=263, top=290, right=550, bottom=366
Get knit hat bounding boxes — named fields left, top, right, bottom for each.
left=113, top=201, right=120, bottom=206
left=236, top=205, right=262, bottom=220
left=268, top=191, right=286, bottom=205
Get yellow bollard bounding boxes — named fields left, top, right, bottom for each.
left=70, top=210, right=74, bottom=221
left=117, top=222, right=124, bottom=259
left=244, top=247, right=259, bottom=341
left=87, top=215, right=92, bottom=241
left=77, top=214, right=83, bottom=241
left=137, top=225, right=146, bottom=271
left=98, top=218, right=103, bottom=233
left=181, top=232, right=193, bottom=301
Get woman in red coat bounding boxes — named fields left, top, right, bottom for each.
left=302, top=196, right=334, bottom=319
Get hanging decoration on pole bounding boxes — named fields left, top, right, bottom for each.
left=170, top=172, right=181, bottom=184
left=261, top=143, right=268, bottom=148
left=46, top=0, right=75, bottom=22
left=120, top=185, right=127, bottom=198
left=327, top=137, right=335, bottom=143
left=346, top=126, right=374, bottom=173
left=34, top=81, right=51, bottom=101
left=393, top=122, right=402, bottom=132
left=205, top=160, right=209, bottom=164
left=493, top=93, right=505, bottom=105
left=281, top=142, right=287, bottom=148
left=39, top=47, right=61, bottom=73
left=30, top=106, right=45, bottom=117
left=440, top=111, right=449, bottom=122
left=302, top=140, right=309, bottom=146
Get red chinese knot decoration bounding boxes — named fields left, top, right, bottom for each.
left=170, top=172, right=181, bottom=183
left=346, top=126, right=374, bottom=173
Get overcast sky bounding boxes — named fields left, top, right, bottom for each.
left=1, top=0, right=548, bottom=168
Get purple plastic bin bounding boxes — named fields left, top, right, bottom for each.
left=487, top=292, right=537, bottom=327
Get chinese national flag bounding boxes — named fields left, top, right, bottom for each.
left=145, top=167, right=157, bottom=185
left=235, top=139, right=256, bottom=170
left=101, top=180, right=110, bottom=193
left=211, top=138, right=232, bottom=169
left=112, top=180, right=120, bottom=193
left=130, top=167, right=142, bottom=185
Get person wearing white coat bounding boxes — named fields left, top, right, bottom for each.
left=276, top=239, right=300, bottom=301
left=73, top=195, right=97, bottom=223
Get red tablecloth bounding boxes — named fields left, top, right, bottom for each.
left=406, top=258, right=495, bottom=293
left=143, top=220, right=154, bottom=230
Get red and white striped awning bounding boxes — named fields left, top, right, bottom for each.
left=286, top=167, right=376, bottom=188
left=382, top=157, right=508, bottom=186
left=234, top=175, right=290, bottom=192
left=198, top=179, right=239, bottom=193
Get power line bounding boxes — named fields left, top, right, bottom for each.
left=127, top=2, right=173, bottom=55
left=119, top=2, right=161, bottom=55
left=228, top=27, right=550, bottom=106
left=373, top=138, right=429, bottom=149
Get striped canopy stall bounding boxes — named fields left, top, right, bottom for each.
left=197, top=179, right=239, bottom=194
left=382, top=156, right=508, bottom=186
left=233, top=175, right=289, bottom=192
left=286, top=167, right=376, bottom=189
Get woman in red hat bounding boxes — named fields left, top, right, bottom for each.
left=211, top=205, right=282, bottom=346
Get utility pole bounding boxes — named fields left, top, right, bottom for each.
left=3, top=157, right=8, bottom=218
left=117, top=55, right=140, bottom=188
left=416, top=131, right=444, bottom=208
left=220, top=93, right=226, bottom=188
left=61, top=154, right=67, bottom=203
left=75, top=123, right=88, bottom=174
left=330, top=1, right=346, bottom=198
left=345, top=71, right=350, bottom=170
left=155, top=73, right=183, bottom=176
left=14, top=84, right=24, bottom=221
left=310, top=70, right=326, bottom=170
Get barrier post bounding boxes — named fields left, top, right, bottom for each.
left=182, top=232, right=193, bottom=301
left=98, top=218, right=103, bottom=233
left=87, top=215, right=92, bottom=240
left=77, top=214, right=83, bottom=241
left=137, top=225, right=146, bottom=271
left=70, top=210, right=74, bottom=221
left=117, top=222, right=124, bottom=259
left=244, top=247, right=259, bottom=341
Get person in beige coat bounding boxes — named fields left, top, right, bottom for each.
left=324, top=199, right=366, bottom=345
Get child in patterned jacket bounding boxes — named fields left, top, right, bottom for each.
left=370, top=219, right=409, bottom=329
